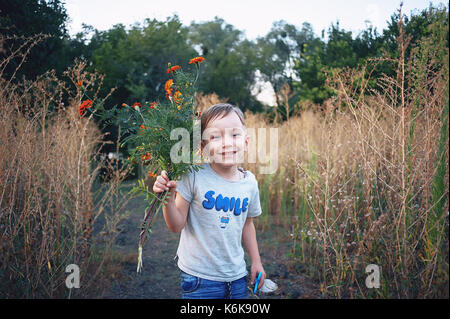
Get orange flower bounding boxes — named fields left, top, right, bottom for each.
left=167, top=65, right=181, bottom=74
left=81, top=99, right=93, bottom=109
left=165, top=79, right=173, bottom=91
left=132, top=102, right=142, bottom=110
left=189, top=56, right=205, bottom=64
left=174, top=90, right=182, bottom=104
left=150, top=101, right=157, bottom=109
left=148, top=171, right=157, bottom=178
left=122, top=103, right=127, bottom=107
left=78, top=99, right=93, bottom=116
left=165, top=79, right=173, bottom=99
left=76, top=81, right=83, bottom=87
left=139, top=124, right=148, bottom=135
left=141, top=152, right=151, bottom=161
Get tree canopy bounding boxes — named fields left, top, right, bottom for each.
left=1, top=0, right=448, bottom=116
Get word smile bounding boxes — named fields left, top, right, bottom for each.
left=202, top=190, right=249, bottom=216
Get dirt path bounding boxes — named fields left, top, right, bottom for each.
left=103, top=195, right=320, bottom=299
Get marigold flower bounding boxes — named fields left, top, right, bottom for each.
left=139, top=124, right=148, bottom=135
left=189, top=56, right=205, bottom=64
left=165, top=79, right=173, bottom=91
left=141, top=152, right=151, bottom=161
left=165, top=79, right=174, bottom=99
left=139, top=124, right=147, bottom=135
left=81, top=99, right=93, bottom=109
left=167, top=65, right=181, bottom=74
left=174, top=90, right=182, bottom=104
left=78, top=99, right=93, bottom=116
left=132, top=102, right=142, bottom=110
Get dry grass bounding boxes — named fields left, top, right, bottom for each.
left=0, top=11, right=447, bottom=299
left=243, top=15, right=449, bottom=298
left=0, top=35, right=134, bottom=298
left=195, top=92, right=228, bottom=112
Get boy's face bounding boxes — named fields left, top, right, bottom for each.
left=201, top=111, right=249, bottom=167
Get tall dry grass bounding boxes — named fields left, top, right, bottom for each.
left=0, top=35, right=133, bottom=298
left=245, top=11, right=448, bottom=298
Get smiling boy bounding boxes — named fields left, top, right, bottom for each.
left=153, top=103, right=266, bottom=299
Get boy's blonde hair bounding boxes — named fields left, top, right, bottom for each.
left=200, top=103, right=246, bottom=139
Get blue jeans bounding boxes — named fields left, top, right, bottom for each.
left=180, top=270, right=249, bottom=299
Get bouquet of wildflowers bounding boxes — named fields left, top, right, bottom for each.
left=79, top=57, right=206, bottom=273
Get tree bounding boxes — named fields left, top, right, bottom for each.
left=189, top=17, right=262, bottom=112
left=256, top=21, right=315, bottom=110
left=293, top=21, right=386, bottom=104
left=378, top=3, right=449, bottom=79
left=0, top=0, right=69, bottom=80
left=90, top=16, right=196, bottom=107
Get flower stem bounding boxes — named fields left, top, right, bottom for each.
left=137, top=189, right=169, bottom=273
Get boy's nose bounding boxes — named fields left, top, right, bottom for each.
left=222, top=135, right=234, bottom=148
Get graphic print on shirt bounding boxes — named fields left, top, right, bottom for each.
left=202, top=190, right=249, bottom=229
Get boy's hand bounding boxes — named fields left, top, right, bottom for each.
left=153, top=170, right=177, bottom=203
left=250, top=262, right=266, bottom=290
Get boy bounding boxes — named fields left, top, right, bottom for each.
left=153, top=103, right=266, bottom=299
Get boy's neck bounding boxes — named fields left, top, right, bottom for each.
left=209, top=162, right=241, bottom=181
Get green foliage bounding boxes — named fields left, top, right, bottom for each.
left=292, top=4, right=449, bottom=106
left=381, top=4, right=449, bottom=58
left=293, top=37, right=332, bottom=104
left=256, top=21, right=314, bottom=108
left=4, top=2, right=448, bottom=117
left=0, top=0, right=69, bottom=80
left=293, top=21, right=382, bottom=104
left=90, top=58, right=204, bottom=184
left=90, top=17, right=197, bottom=108
left=189, top=18, right=263, bottom=112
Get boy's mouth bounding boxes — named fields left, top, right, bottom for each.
left=220, top=151, right=237, bottom=156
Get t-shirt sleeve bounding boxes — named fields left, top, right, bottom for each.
left=176, top=170, right=194, bottom=203
left=247, top=180, right=262, bottom=218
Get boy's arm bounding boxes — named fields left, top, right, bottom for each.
left=162, top=191, right=190, bottom=233
left=242, top=217, right=266, bottom=289
left=155, top=170, right=190, bottom=233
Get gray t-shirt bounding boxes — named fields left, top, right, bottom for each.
left=175, top=162, right=262, bottom=282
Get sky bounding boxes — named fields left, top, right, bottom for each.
left=63, top=0, right=446, bottom=105
left=65, top=0, right=445, bottom=40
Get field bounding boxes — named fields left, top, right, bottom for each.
left=0, top=13, right=448, bottom=299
